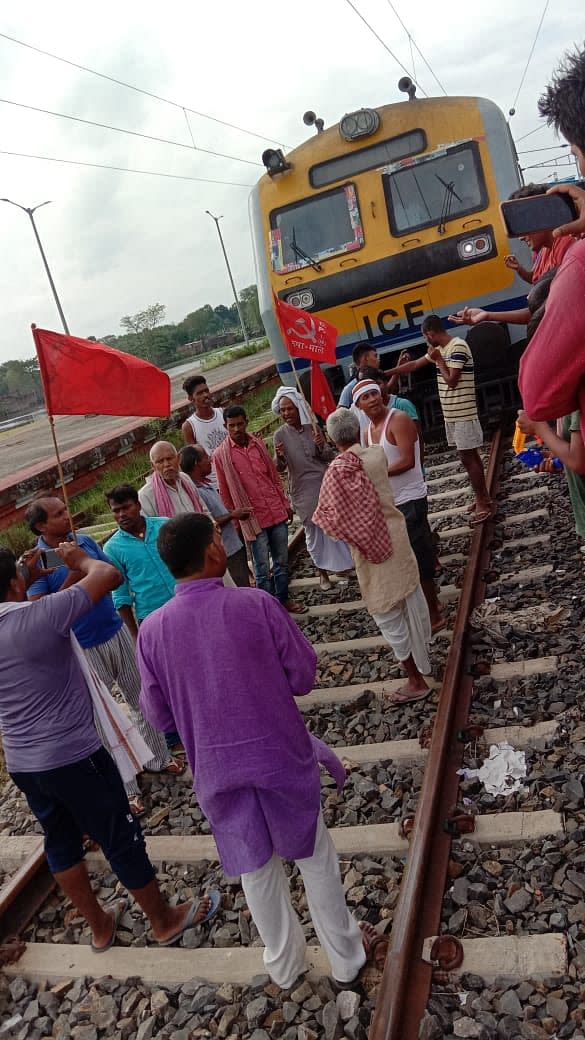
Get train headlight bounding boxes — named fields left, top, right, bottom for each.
left=339, top=108, right=380, bottom=141
left=286, top=290, right=315, bottom=309
left=458, top=234, right=492, bottom=260
left=262, top=148, right=292, bottom=177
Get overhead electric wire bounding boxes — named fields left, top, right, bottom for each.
left=509, top=0, right=550, bottom=114
left=0, top=30, right=290, bottom=148
left=516, top=124, right=548, bottom=143
left=0, top=148, right=254, bottom=186
left=0, top=97, right=263, bottom=167
left=385, top=0, right=448, bottom=95
left=342, top=0, right=428, bottom=97
left=518, top=144, right=569, bottom=154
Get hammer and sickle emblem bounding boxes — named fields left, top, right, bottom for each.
left=287, top=315, right=318, bottom=343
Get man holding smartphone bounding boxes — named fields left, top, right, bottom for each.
left=519, top=46, right=585, bottom=434
left=0, top=543, right=216, bottom=952
left=25, top=497, right=182, bottom=817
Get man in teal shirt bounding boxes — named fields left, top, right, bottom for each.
left=104, top=485, right=176, bottom=638
left=105, top=483, right=182, bottom=755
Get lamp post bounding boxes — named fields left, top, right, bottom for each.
left=205, top=210, right=250, bottom=348
left=1, top=198, right=70, bottom=335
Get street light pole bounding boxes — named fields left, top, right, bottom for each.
left=205, top=210, right=250, bottom=348
left=1, top=198, right=70, bottom=335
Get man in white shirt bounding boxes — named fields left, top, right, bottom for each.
left=181, top=376, right=228, bottom=490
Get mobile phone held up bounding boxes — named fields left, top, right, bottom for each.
left=41, top=548, right=62, bottom=569
left=500, top=193, right=578, bottom=238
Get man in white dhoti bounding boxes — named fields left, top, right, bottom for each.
left=313, top=408, right=432, bottom=704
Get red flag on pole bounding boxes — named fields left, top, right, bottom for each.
left=274, top=295, right=337, bottom=364
left=310, top=361, right=337, bottom=421
left=32, top=327, right=171, bottom=417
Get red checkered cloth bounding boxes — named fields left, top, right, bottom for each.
left=313, top=450, right=393, bottom=563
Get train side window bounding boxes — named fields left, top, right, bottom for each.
left=382, top=141, right=488, bottom=236
left=269, top=183, right=364, bottom=274
left=309, top=130, right=426, bottom=189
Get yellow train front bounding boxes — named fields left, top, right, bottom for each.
left=249, top=82, right=530, bottom=432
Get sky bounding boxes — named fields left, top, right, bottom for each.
left=0, top=0, right=581, bottom=362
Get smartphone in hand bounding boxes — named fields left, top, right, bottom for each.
left=40, top=547, right=62, bottom=569
left=500, top=193, right=578, bottom=237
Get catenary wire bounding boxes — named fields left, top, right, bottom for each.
left=0, top=30, right=290, bottom=148
left=0, top=97, right=263, bottom=167
left=0, top=149, right=254, bottom=186
left=385, top=0, right=448, bottom=95
left=342, top=0, right=428, bottom=97
left=516, top=124, right=548, bottom=143
left=509, top=0, right=550, bottom=114
left=517, top=144, right=569, bottom=154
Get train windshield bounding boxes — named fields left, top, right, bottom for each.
left=383, top=142, right=487, bottom=236
left=269, top=183, right=364, bottom=273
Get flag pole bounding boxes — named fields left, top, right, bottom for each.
left=290, top=357, right=318, bottom=433
left=31, top=324, right=78, bottom=544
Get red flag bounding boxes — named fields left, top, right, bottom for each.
left=274, top=295, right=337, bottom=364
left=32, top=328, right=171, bottom=417
left=310, top=361, right=336, bottom=421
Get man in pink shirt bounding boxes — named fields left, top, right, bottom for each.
left=214, top=405, right=306, bottom=614
left=519, top=46, right=585, bottom=433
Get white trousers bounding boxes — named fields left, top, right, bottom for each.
left=372, top=584, right=432, bottom=675
left=240, top=813, right=365, bottom=989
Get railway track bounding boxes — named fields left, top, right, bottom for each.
left=0, top=433, right=581, bottom=1039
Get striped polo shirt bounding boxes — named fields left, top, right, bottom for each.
left=435, top=337, right=478, bottom=423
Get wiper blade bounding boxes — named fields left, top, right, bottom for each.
left=434, top=172, right=462, bottom=203
left=291, top=226, right=322, bottom=272
left=436, top=177, right=459, bottom=234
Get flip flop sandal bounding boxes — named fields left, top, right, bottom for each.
left=469, top=508, right=493, bottom=527
left=128, top=797, right=147, bottom=819
left=155, top=890, right=222, bottom=947
left=162, top=758, right=186, bottom=776
left=385, top=688, right=431, bottom=707
left=91, top=897, right=129, bottom=953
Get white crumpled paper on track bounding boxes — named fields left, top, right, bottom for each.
left=458, top=741, right=527, bottom=796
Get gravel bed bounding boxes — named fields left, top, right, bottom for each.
left=303, top=689, right=438, bottom=745
left=440, top=833, right=585, bottom=948
left=21, top=853, right=402, bottom=953
left=421, top=975, right=585, bottom=1039
left=315, top=642, right=449, bottom=690
left=2, top=970, right=377, bottom=1040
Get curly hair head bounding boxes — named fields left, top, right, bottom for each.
left=538, top=45, right=585, bottom=155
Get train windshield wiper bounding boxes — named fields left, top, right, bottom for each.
left=435, top=174, right=462, bottom=234
left=290, top=227, right=322, bottom=272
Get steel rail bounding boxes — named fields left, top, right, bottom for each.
left=370, top=429, right=504, bottom=1040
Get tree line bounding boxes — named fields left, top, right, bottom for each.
left=0, top=286, right=264, bottom=419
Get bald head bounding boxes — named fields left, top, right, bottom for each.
left=150, top=440, right=180, bottom=486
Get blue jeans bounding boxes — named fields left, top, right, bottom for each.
left=250, top=521, right=289, bottom=603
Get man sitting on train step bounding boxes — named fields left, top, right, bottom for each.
left=338, top=343, right=380, bottom=407
left=384, top=315, right=492, bottom=526
left=0, top=544, right=217, bottom=953
left=136, top=512, right=381, bottom=988
left=352, top=379, right=445, bottom=635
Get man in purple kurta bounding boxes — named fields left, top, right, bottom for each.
left=137, top=512, right=368, bottom=988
